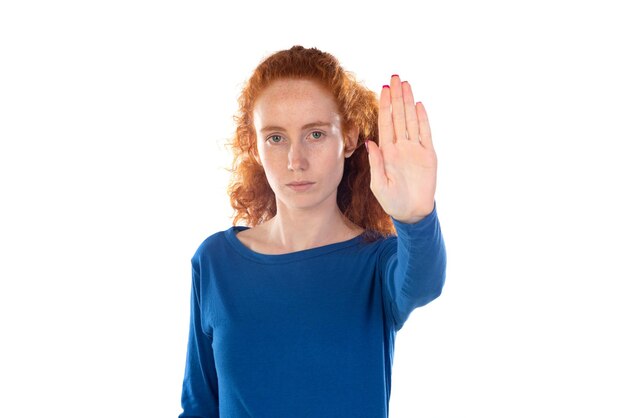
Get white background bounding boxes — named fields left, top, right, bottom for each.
left=1, top=0, right=625, bottom=416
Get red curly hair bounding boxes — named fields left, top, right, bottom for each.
left=226, top=45, right=396, bottom=241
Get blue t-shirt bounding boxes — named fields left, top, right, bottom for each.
left=179, top=202, right=446, bottom=417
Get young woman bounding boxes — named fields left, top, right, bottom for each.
left=179, top=45, right=446, bottom=417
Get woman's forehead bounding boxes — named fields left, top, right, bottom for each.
left=255, top=79, right=337, bottom=108
left=253, top=79, right=341, bottom=128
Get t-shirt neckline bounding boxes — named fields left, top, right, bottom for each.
left=225, top=226, right=367, bottom=264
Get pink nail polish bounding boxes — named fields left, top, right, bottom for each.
left=391, top=74, right=399, bottom=78
left=382, top=85, right=390, bottom=89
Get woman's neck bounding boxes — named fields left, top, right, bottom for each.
left=263, top=203, right=363, bottom=253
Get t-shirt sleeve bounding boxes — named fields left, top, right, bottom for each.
left=379, top=200, right=447, bottom=332
left=179, top=258, right=219, bottom=418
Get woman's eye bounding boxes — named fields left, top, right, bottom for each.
left=310, top=131, right=323, bottom=140
left=268, top=135, right=283, bottom=144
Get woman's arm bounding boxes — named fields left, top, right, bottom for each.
left=379, top=201, right=447, bottom=332
left=368, top=74, right=446, bottom=331
left=179, top=262, right=219, bottom=418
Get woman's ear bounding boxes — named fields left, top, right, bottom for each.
left=343, top=126, right=360, bottom=158
left=251, top=133, right=264, bottom=167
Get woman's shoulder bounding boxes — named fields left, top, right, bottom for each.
left=192, top=225, right=242, bottom=260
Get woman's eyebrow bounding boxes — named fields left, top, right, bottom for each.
left=260, top=121, right=331, bottom=134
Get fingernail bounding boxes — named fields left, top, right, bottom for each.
left=382, top=85, right=390, bottom=89
left=365, top=139, right=369, bottom=153
left=391, top=74, right=399, bottom=78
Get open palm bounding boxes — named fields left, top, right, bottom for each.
left=367, top=75, right=438, bottom=224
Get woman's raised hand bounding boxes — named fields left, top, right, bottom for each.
left=366, top=75, right=438, bottom=224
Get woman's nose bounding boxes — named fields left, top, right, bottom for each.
left=287, top=142, right=308, bottom=171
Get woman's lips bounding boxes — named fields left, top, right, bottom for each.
left=287, top=182, right=315, bottom=191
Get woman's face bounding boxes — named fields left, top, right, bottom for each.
left=252, top=78, right=356, bottom=214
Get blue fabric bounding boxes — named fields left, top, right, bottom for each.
left=179, top=202, right=446, bottom=417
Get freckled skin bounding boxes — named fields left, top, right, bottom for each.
left=253, top=79, right=356, bottom=213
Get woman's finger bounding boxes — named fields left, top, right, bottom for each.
left=390, top=75, right=407, bottom=143
left=377, top=85, right=394, bottom=147
left=402, top=81, right=419, bottom=141
left=416, top=101, right=433, bottom=149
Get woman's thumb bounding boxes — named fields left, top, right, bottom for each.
left=366, top=139, right=384, bottom=190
